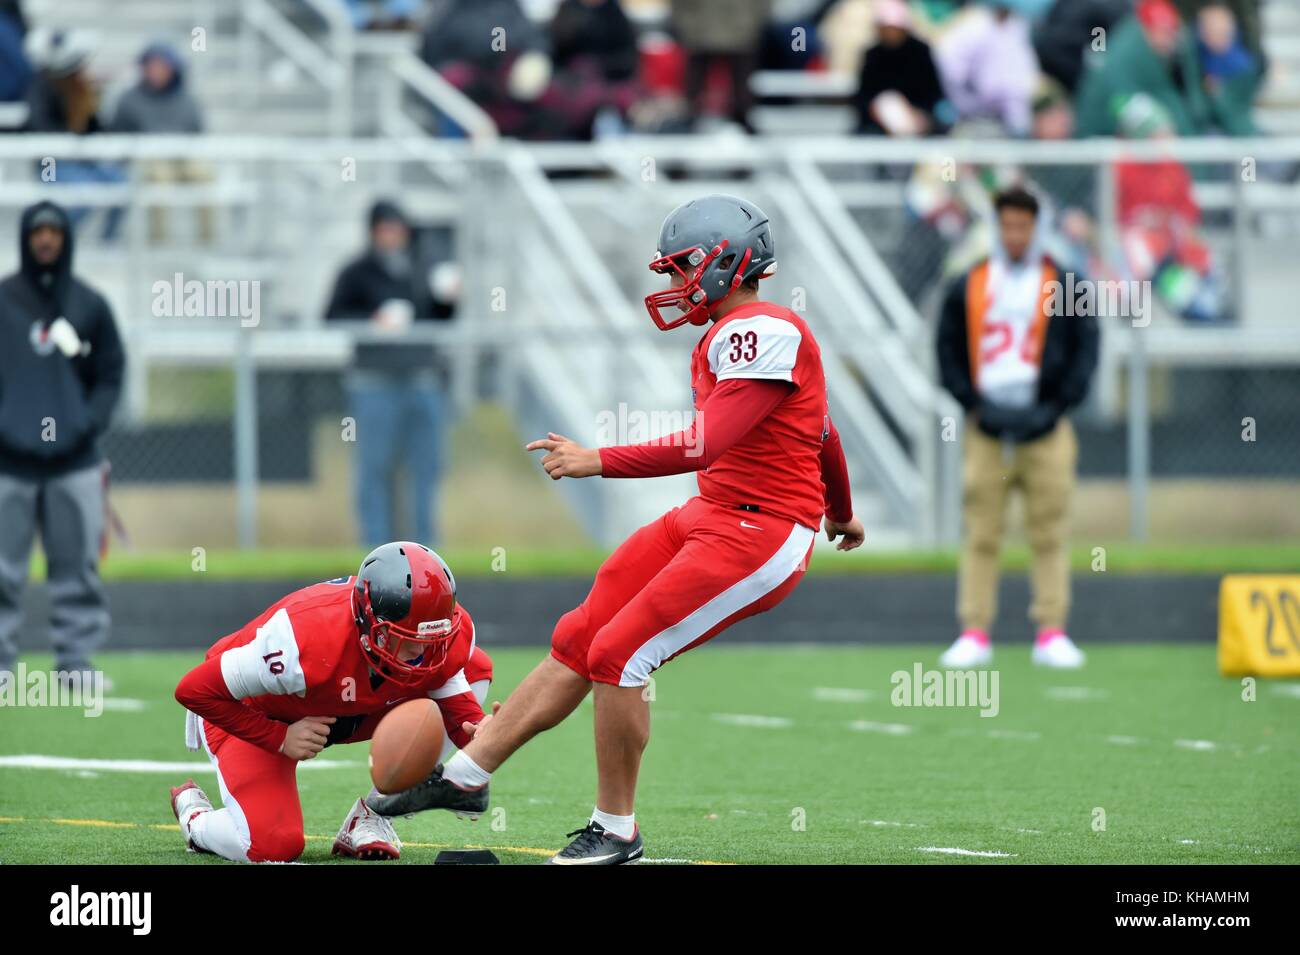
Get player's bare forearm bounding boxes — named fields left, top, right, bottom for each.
left=526, top=432, right=603, bottom=480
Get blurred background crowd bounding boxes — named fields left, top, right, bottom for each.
left=2, top=0, right=1288, bottom=320
left=0, top=0, right=1294, bottom=561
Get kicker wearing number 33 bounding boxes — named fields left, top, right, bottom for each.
left=368, top=194, right=865, bottom=865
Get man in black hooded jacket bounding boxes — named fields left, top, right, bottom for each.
left=0, top=201, right=124, bottom=682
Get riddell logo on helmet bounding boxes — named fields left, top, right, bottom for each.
left=417, top=619, right=452, bottom=636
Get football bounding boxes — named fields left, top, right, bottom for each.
left=368, top=699, right=445, bottom=795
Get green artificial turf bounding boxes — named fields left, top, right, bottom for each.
left=1, top=645, right=1297, bottom=864
left=30, top=541, right=1300, bottom=583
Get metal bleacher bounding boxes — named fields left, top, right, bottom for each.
left=10, top=0, right=1295, bottom=550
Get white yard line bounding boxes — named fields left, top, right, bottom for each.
left=862, top=819, right=922, bottom=828
left=916, top=847, right=1016, bottom=858
left=847, top=720, right=914, bottom=736
left=0, top=755, right=357, bottom=773
left=99, top=698, right=148, bottom=712
left=1044, top=687, right=1109, bottom=702
left=1174, top=739, right=1218, bottom=752
left=812, top=687, right=875, bottom=703
left=710, top=713, right=794, bottom=729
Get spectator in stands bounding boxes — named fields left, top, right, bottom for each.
left=0, top=0, right=31, bottom=104
left=419, top=0, right=557, bottom=138
left=1173, top=0, right=1261, bottom=61
left=1025, top=80, right=1098, bottom=278
left=671, top=0, right=773, bottom=133
left=1194, top=3, right=1261, bottom=108
left=1075, top=0, right=1256, bottom=136
left=548, top=0, right=640, bottom=137
left=1113, top=95, right=1228, bottom=321
left=110, top=42, right=212, bottom=244
left=342, top=0, right=421, bottom=31
left=853, top=0, right=950, bottom=136
left=552, top=0, right=637, bottom=84
left=1032, top=0, right=1133, bottom=94
left=760, top=0, right=835, bottom=71
left=935, top=187, right=1099, bottom=671
left=935, top=0, right=1040, bottom=137
left=0, top=201, right=125, bottom=689
left=23, top=29, right=126, bottom=240
left=325, top=200, right=455, bottom=547
left=111, top=42, right=202, bottom=134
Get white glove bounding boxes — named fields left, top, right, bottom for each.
left=48, top=317, right=89, bottom=358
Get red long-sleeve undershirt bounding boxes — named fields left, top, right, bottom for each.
left=820, top=420, right=853, bottom=524
left=175, top=656, right=486, bottom=754
left=598, top=377, right=854, bottom=523
left=175, top=655, right=289, bottom=755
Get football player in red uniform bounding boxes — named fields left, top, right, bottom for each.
left=370, top=195, right=864, bottom=864
left=169, top=542, right=494, bottom=862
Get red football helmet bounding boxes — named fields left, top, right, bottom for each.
left=351, top=542, right=463, bottom=686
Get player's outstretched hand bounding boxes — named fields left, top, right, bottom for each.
left=280, top=715, right=336, bottom=761
left=824, top=515, right=865, bottom=552
left=526, top=432, right=603, bottom=480
left=461, top=700, right=503, bottom=741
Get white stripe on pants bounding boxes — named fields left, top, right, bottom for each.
left=188, top=719, right=254, bottom=862
left=618, top=521, right=814, bottom=687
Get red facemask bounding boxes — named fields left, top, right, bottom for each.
left=353, top=580, right=461, bottom=687
left=644, top=241, right=752, bottom=331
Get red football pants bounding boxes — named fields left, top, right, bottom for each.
left=551, top=497, right=816, bottom=686
left=199, top=721, right=304, bottom=863
left=196, top=645, right=496, bottom=862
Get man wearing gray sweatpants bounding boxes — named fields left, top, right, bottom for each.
left=0, top=201, right=125, bottom=681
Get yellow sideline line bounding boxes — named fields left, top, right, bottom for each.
left=0, top=815, right=727, bottom=863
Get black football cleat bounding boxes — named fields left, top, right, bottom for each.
left=545, top=822, right=644, bottom=865
left=365, top=763, right=488, bottom=819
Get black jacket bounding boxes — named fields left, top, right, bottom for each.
left=325, top=248, right=452, bottom=374
left=854, top=34, right=947, bottom=134
left=0, top=201, right=125, bottom=477
left=1032, top=0, right=1133, bottom=93
left=936, top=258, right=1099, bottom=443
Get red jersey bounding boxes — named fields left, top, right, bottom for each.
left=690, top=301, right=830, bottom=529
left=176, top=577, right=487, bottom=754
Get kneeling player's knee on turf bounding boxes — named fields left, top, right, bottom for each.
left=252, top=827, right=304, bottom=863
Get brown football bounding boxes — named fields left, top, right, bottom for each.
left=369, top=699, right=445, bottom=795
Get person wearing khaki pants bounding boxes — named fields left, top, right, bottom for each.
left=936, top=187, right=1098, bottom=669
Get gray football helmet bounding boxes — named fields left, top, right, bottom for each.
left=645, top=194, right=777, bottom=330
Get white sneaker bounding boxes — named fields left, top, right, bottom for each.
left=1032, top=634, right=1085, bottom=669
left=939, top=634, right=993, bottom=668
left=332, top=796, right=402, bottom=860
left=169, top=779, right=212, bottom=852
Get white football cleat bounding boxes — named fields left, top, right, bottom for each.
left=333, top=796, right=402, bottom=860
left=1032, top=633, right=1085, bottom=669
left=939, top=634, right=993, bottom=669
left=169, top=779, right=213, bottom=853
